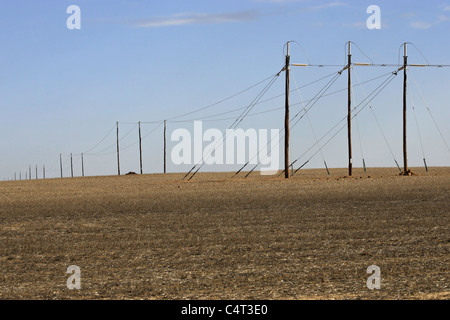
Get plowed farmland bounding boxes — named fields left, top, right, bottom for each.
left=0, top=167, right=449, bottom=299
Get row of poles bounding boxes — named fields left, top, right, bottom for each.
left=12, top=119, right=169, bottom=180
left=115, top=120, right=167, bottom=177
left=13, top=153, right=85, bottom=180
left=58, top=120, right=168, bottom=178
left=8, top=41, right=445, bottom=181
left=58, top=153, right=85, bottom=178
left=13, top=165, right=45, bottom=181
left=283, top=41, right=413, bottom=179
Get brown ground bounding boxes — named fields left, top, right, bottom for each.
left=0, top=167, right=448, bottom=300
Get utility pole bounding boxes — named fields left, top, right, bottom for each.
left=347, top=41, right=353, bottom=176
left=139, top=121, right=143, bottom=174
left=284, top=42, right=291, bottom=179
left=35, top=165, right=38, bottom=180
left=14, top=172, right=16, bottom=181
left=403, top=43, right=408, bottom=174
left=43, top=165, right=45, bottom=179
left=19, top=172, right=22, bottom=181
left=116, top=121, right=121, bottom=176
left=70, top=153, right=74, bottom=178
left=60, top=153, right=63, bottom=178
left=164, top=120, right=167, bottom=174
left=29, top=165, right=31, bottom=180
left=81, top=153, right=85, bottom=177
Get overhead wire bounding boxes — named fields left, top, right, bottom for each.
left=409, top=82, right=428, bottom=171
left=351, top=71, right=367, bottom=174
left=166, top=72, right=280, bottom=122
left=187, top=71, right=282, bottom=180
left=82, top=123, right=116, bottom=154
left=409, top=70, right=450, bottom=154
left=352, top=69, right=402, bottom=172
left=291, top=68, right=400, bottom=175
left=291, top=70, right=330, bottom=175
left=239, top=66, right=346, bottom=178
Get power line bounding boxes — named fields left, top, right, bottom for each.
left=187, top=71, right=282, bottom=181
left=291, top=69, right=399, bottom=174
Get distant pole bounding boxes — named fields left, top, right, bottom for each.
left=29, top=165, right=31, bottom=180
left=14, top=172, right=16, bottom=181
left=116, top=121, right=121, bottom=176
left=19, top=172, right=22, bottom=181
left=43, top=165, right=46, bottom=179
left=25, top=172, right=27, bottom=180
left=164, top=120, right=167, bottom=174
left=60, top=153, right=63, bottom=178
left=70, top=153, right=74, bottom=178
left=81, top=153, right=85, bottom=177
left=403, top=43, right=408, bottom=174
left=284, top=42, right=291, bottom=179
left=347, top=41, right=353, bottom=176
left=139, top=121, right=143, bottom=174
left=35, top=165, right=38, bottom=180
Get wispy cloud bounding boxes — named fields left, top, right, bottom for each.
left=344, top=22, right=366, bottom=29
left=307, top=2, right=346, bottom=11
left=314, top=21, right=325, bottom=27
left=410, top=21, right=432, bottom=29
left=254, top=0, right=346, bottom=7
left=135, top=11, right=259, bottom=28
left=343, top=21, right=389, bottom=29
left=253, top=0, right=307, bottom=3
left=133, top=2, right=346, bottom=28
left=401, top=12, right=416, bottom=18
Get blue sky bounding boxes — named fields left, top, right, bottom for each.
left=1, top=0, right=449, bottom=179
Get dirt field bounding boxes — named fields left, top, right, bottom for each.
left=0, top=167, right=449, bottom=300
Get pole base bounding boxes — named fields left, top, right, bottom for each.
left=399, top=170, right=415, bottom=176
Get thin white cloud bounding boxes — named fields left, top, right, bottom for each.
left=344, top=22, right=366, bottom=29
left=410, top=21, right=432, bottom=29
left=401, top=12, right=416, bottom=18
left=134, top=2, right=346, bottom=28
left=253, top=0, right=307, bottom=3
left=307, top=2, right=346, bottom=11
left=135, top=11, right=258, bottom=28
left=343, top=21, right=389, bottom=29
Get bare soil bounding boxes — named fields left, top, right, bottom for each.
left=0, top=167, right=448, bottom=300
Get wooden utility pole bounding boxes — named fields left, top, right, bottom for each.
left=19, top=172, right=21, bottom=181
left=347, top=41, right=353, bottom=176
left=29, top=165, right=31, bottom=180
left=403, top=43, right=408, bottom=174
left=139, top=121, right=143, bottom=174
left=43, top=165, right=45, bottom=179
left=284, top=42, right=291, bottom=179
left=35, top=165, right=38, bottom=180
left=164, top=120, right=167, bottom=174
left=60, top=153, right=63, bottom=178
left=70, top=153, right=74, bottom=178
left=116, top=121, right=121, bottom=176
left=81, top=153, right=85, bottom=177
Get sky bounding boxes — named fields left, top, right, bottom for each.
left=1, top=0, right=449, bottom=179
